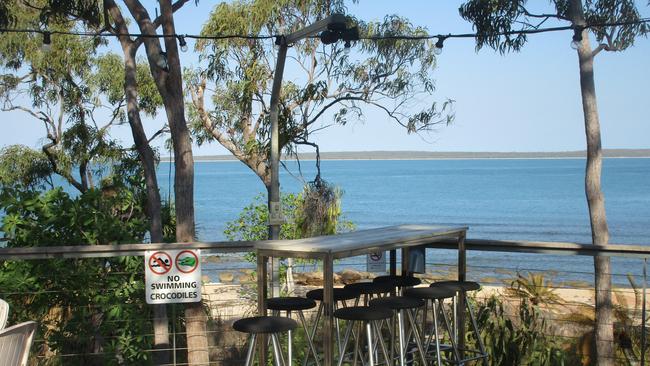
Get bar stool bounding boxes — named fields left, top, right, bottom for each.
left=305, top=287, right=359, bottom=364
left=404, top=286, right=459, bottom=365
left=369, top=296, right=427, bottom=366
left=334, top=305, right=393, bottom=366
left=373, top=275, right=421, bottom=295
left=233, top=315, right=297, bottom=366
left=267, top=297, right=318, bottom=366
left=344, top=281, right=393, bottom=306
left=431, top=281, right=488, bottom=365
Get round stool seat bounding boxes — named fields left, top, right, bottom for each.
left=233, top=316, right=298, bottom=334
left=334, top=306, right=393, bottom=322
left=373, top=275, right=421, bottom=287
left=432, top=280, right=481, bottom=292
left=404, top=286, right=455, bottom=300
left=369, top=296, right=424, bottom=310
left=344, top=281, right=393, bottom=295
left=266, top=297, right=316, bottom=311
left=306, top=288, right=359, bottom=302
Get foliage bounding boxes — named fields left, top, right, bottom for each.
left=0, top=1, right=162, bottom=194
left=224, top=193, right=301, bottom=242
left=0, top=186, right=152, bottom=365
left=506, top=271, right=562, bottom=306
left=187, top=0, right=454, bottom=187
left=611, top=274, right=650, bottom=364
left=0, top=145, right=54, bottom=190
left=0, top=143, right=170, bottom=364
left=459, top=0, right=648, bottom=54
left=295, top=179, right=345, bottom=237
left=224, top=189, right=354, bottom=242
left=475, top=295, right=578, bottom=365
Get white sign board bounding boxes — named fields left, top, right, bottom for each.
left=145, top=249, right=202, bottom=304
left=367, top=251, right=386, bottom=273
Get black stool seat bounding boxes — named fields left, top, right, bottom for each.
left=404, top=286, right=455, bottom=300
left=233, top=316, right=298, bottom=334
left=432, top=280, right=481, bottom=292
left=306, top=288, right=359, bottom=302
left=334, top=306, right=393, bottom=322
left=373, top=275, right=421, bottom=287
left=344, top=281, right=393, bottom=295
left=266, top=297, right=316, bottom=311
left=369, top=296, right=424, bottom=310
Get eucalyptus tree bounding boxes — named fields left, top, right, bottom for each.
left=188, top=0, right=453, bottom=201
left=459, top=1, right=648, bottom=364
left=100, top=1, right=207, bottom=364
left=0, top=4, right=129, bottom=193
left=0, top=0, right=198, bottom=362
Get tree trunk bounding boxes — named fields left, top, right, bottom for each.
left=570, top=1, right=614, bottom=364
left=123, top=42, right=170, bottom=365
left=120, top=0, right=206, bottom=363
left=158, top=2, right=207, bottom=364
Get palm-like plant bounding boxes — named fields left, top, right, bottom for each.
left=505, top=272, right=562, bottom=306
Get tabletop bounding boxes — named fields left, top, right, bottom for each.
left=254, top=224, right=468, bottom=259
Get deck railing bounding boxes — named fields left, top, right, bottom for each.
left=1, top=237, right=649, bottom=365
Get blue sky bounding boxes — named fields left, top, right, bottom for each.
left=2, top=1, right=649, bottom=155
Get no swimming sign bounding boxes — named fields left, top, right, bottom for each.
left=145, top=249, right=202, bottom=304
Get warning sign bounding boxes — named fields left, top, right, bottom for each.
left=145, top=249, right=202, bottom=304
left=367, top=251, right=386, bottom=273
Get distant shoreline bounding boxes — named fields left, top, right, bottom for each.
left=162, top=149, right=650, bottom=162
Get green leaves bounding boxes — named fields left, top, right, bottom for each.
left=475, top=295, right=577, bottom=365
left=459, top=0, right=649, bottom=54
left=0, top=184, right=156, bottom=363
left=459, top=0, right=528, bottom=54
left=189, top=0, right=454, bottom=187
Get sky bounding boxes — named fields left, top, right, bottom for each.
left=2, top=1, right=649, bottom=156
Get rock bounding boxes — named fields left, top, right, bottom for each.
left=219, top=272, right=234, bottom=283
left=339, top=269, right=362, bottom=284
left=238, top=275, right=253, bottom=284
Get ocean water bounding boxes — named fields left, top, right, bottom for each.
left=157, top=158, right=650, bottom=285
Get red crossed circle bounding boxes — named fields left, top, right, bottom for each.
left=175, top=250, right=199, bottom=274
left=148, top=251, right=172, bottom=275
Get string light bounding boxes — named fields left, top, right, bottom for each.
left=434, top=36, right=445, bottom=55
left=0, top=17, right=647, bottom=51
left=570, top=26, right=584, bottom=50
left=41, top=31, right=51, bottom=52
left=177, top=35, right=188, bottom=52
left=343, top=40, right=351, bottom=55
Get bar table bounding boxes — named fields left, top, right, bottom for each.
left=255, top=224, right=468, bottom=366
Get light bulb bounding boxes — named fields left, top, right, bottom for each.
left=42, top=31, right=52, bottom=52
left=434, top=36, right=445, bottom=55
left=178, top=36, right=188, bottom=52
left=570, top=40, right=580, bottom=50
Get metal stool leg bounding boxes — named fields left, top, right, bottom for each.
left=366, top=322, right=375, bottom=366
left=432, top=301, right=443, bottom=366
left=439, top=299, right=461, bottom=364
left=466, top=294, right=489, bottom=365
left=297, top=310, right=320, bottom=366
left=397, top=310, right=407, bottom=366
left=337, top=319, right=355, bottom=366
left=271, top=333, right=284, bottom=366
left=372, top=320, right=391, bottom=365
left=406, top=308, right=428, bottom=366
left=244, top=334, right=257, bottom=366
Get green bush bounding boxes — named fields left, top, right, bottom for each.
left=473, top=295, right=578, bottom=366
left=0, top=186, right=153, bottom=365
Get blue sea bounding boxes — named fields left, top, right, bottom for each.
left=158, top=158, right=650, bottom=286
